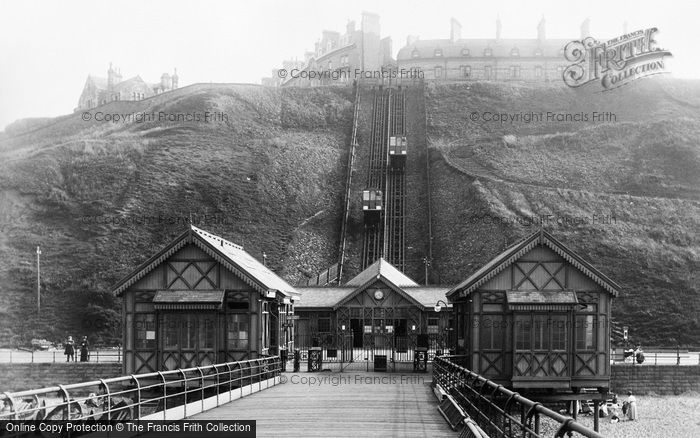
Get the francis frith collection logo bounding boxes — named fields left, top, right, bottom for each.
left=563, top=28, right=672, bottom=91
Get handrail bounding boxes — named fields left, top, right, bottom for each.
left=0, top=348, right=123, bottom=363
left=433, top=355, right=604, bottom=438
left=0, top=356, right=281, bottom=425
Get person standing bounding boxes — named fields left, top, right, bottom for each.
left=625, top=391, right=637, bottom=421
left=64, top=336, right=75, bottom=362
left=79, top=336, right=89, bottom=362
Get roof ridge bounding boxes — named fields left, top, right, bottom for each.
left=190, top=225, right=243, bottom=250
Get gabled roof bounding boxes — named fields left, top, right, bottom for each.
left=86, top=75, right=108, bottom=89
left=294, top=287, right=355, bottom=308
left=345, top=258, right=419, bottom=288
left=113, top=76, right=149, bottom=91
left=446, top=229, right=620, bottom=300
left=294, top=286, right=451, bottom=310
left=112, top=225, right=298, bottom=300
left=402, top=287, right=452, bottom=308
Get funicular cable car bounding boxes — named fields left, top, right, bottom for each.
left=362, top=189, right=382, bottom=223
left=388, top=136, right=407, bottom=167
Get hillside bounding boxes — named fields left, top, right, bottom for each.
left=0, top=78, right=699, bottom=346
left=426, top=78, right=700, bottom=345
left=0, top=84, right=353, bottom=345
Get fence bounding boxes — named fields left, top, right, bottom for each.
left=433, top=355, right=604, bottom=438
left=0, top=348, right=122, bottom=364
left=0, top=356, right=281, bottom=428
left=610, top=347, right=700, bottom=365
left=295, top=332, right=451, bottom=371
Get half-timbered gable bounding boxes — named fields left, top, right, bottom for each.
left=113, top=226, right=298, bottom=374
left=447, top=229, right=619, bottom=391
left=295, top=258, right=452, bottom=361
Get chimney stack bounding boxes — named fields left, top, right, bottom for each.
left=450, top=17, right=462, bottom=43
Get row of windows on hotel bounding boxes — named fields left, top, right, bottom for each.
left=318, top=62, right=563, bottom=80
left=411, top=47, right=564, bottom=58
left=132, top=295, right=274, bottom=352
left=434, top=64, right=565, bottom=79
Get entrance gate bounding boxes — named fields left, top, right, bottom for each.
left=295, top=330, right=449, bottom=372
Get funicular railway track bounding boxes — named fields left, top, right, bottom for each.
left=362, top=86, right=407, bottom=271
left=384, top=88, right=406, bottom=271
left=361, top=88, right=388, bottom=269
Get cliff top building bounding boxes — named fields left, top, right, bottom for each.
left=76, top=63, right=179, bottom=111
left=262, top=12, right=394, bottom=87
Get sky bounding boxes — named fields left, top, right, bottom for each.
left=1, top=0, right=699, bottom=131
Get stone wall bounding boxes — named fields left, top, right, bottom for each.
left=611, top=364, right=700, bottom=395
left=0, top=363, right=123, bottom=392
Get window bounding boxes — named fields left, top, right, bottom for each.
left=511, top=47, right=520, bottom=57
left=364, top=325, right=373, bottom=333
left=515, top=315, right=531, bottom=350
left=427, top=318, right=439, bottom=334
left=462, top=65, right=471, bottom=78
left=484, top=48, right=493, bottom=57
left=576, top=315, right=596, bottom=350
left=551, top=316, right=567, bottom=350
left=482, top=303, right=502, bottom=312
left=411, top=48, right=420, bottom=58
left=434, top=48, right=443, bottom=57
left=163, top=314, right=179, bottom=349
left=327, top=61, right=332, bottom=70
left=461, top=48, right=470, bottom=56
left=479, top=315, right=503, bottom=349
left=135, top=313, right=156, bottom=349
left=535, top=66, right=543, bottom=78
left=261, top=301, right=270, bottom=350
left=510, top=65, right=521, bottom=79
left=534, top=48, right=543, bottom=57
left=516, top=314, right=568, bottom=351
left=227, top=313, right=249, bottom=350
left=434, top=66, right=443, bottom=79
left=484, top=66, right=492, bottom=80
left=182, top=314, right=196, bottom=349
left=318, top=317, right=331, bottom=333
left=199, top=315, right=215, bottom=349
left=533, top=315, right=549, bottom=350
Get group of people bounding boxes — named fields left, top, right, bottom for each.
left=63, top=335, right=90, bottom=362
left=601, top=391, right=638, bottom=423
left=565, top=391, right=638, bottom=423
left=623, top=345, right=645, bottom=364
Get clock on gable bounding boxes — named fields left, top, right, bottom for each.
left=373, top=290, right=384, bottom=300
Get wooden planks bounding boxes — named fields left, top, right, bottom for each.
left=192, top=372, right=457, bottom=437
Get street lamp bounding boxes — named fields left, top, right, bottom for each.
left=434, top=300, right=448, bottom=313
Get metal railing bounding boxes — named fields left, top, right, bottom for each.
left=610, top=347, right=700, bottom=365
left=433, top=356, right=604, bottom=438
left=0, top=348, right=123, bottom=364
left=0, top=356, right=281, bottom=427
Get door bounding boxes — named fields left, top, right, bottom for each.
left=350, top=319, right=363, bottom=348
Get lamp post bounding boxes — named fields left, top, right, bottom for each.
left=422, top=257, right=431, bottom=286
left=433, top=300, right=450, bottom=356
left=36, top=246, right=41, bottom=314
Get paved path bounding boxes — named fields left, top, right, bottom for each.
left=192, top=372, right=456, bottom=437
